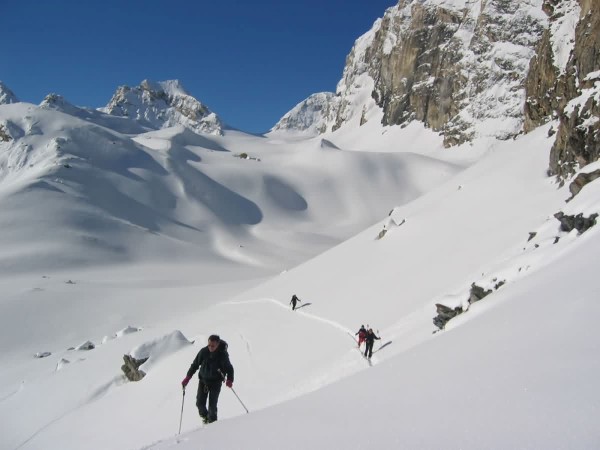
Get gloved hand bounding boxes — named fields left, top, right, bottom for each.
left=225, top=379, right=233, bottom=388
left=182, top=376, right=191, bottom=387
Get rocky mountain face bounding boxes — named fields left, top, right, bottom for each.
left=101, top=79, right=223, bottom=135
left=276, top=0, right=549, bottom=146
left=275, top=0, right=599, bottom=180
left=525, top=0, right=599, bottom=179
left=0, top=81, right=19, bottom=105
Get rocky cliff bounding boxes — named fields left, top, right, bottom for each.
left=525, top=0, right=600, bottom=179
left=101, top=79, right=223, bottom=135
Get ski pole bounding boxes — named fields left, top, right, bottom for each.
left=230, top=386, right=250, bottom=414
left=178, top=387, right=186, bottom=435
left=219, top=369, right=250, bottom=414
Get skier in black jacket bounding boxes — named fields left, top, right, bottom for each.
left=181, top=334, right=234, bottom=423
left=290, top=294, right=301, bottom=311
left=364, top=328, right=381, bottom=359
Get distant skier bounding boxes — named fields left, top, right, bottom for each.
left=290, top=294, right=301, bottom=311
left=364, top=328, right=381, bottom=359
left=355, top=325, right=367, bottom=348
left=181, top=334, right=234, bottom=424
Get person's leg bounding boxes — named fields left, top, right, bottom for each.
left=207, top=383, right=222, bottom=423
left=196, top=380, right=209, bottom=420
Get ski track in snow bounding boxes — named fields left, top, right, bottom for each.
left=225, top=297, right=356, bottom=338
left=0, top=382, right=24, bottom=403
left=225, top=297, right=377, bottom=368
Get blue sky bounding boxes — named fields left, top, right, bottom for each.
left=2, top=0, right=397, bottom=134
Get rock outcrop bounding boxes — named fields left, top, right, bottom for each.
left=121, top=354, right=148, bottom=382
left=554, top=211, right=598, bottom=234
left=569, top=169, right=600, bottom=197
left=525, top=0, right=600, bottom=179
left=102, top=79, right=223, bottom=135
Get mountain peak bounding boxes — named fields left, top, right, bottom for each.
left=140, top=79, right=189, bottom=97
left=102, top=79, right=223, bottom=135
left=0, top=81, right=19, bottom=105
left=39, top=93, right=81, bottom=115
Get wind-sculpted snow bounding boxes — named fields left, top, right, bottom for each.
left=130, top=330, right=193, bottom=374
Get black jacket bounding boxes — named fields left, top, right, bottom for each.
left=365, top=332, right=380, bottom=345
left=187, top=343, right=234, bottom=384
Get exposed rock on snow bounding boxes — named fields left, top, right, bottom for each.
left=75, top=341, right=95, bottom=351
left=554, top=211, right=598, bottom=234
left=121, top=354, right=148, bottom=382
left=433, top=303, right=463, bottom=330
left=34, top=351, right=51, bottom=358
left=569, top=169, right=600, bottom=198
left=468, top=283, right=493, bottom=305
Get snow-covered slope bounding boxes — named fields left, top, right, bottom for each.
left=2, top=117, right=598, bottom=450
left=0, top=100, right=459, bottom=274
left=269, top=92, right=339, bottom=136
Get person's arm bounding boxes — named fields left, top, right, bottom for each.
left=186, top=350, right=203, bottom=378
left=182, top=350, right=202, bottom=386
left=222, top=354, right=234, bottom=383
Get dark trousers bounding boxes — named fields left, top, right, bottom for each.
left=365, top=341, right=375, bottom=358
left=196, top=380, right=222, bottom=422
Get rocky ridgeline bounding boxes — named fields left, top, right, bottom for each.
left=101, top=79, right=224, bottom=135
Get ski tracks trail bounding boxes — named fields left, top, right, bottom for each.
left=225, top=297, right=356, bottom=338
left=224, top=297, right=373, bottom=367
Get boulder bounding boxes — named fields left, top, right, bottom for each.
left=121, top=354, right=148, bottom=382
left=554, top=211, right=598, bottom=234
